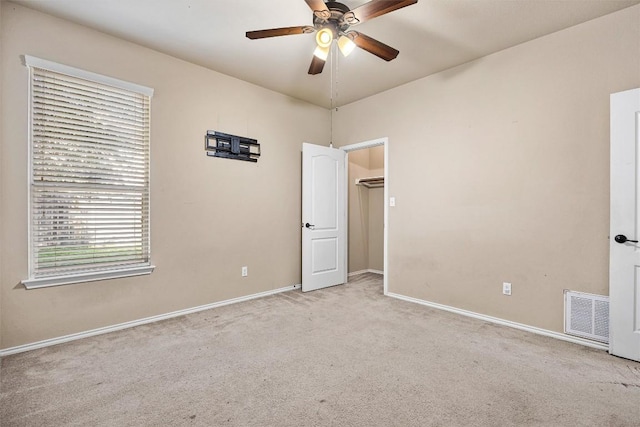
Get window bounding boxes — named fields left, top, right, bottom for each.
left=22, top=56, right=154, bottom=289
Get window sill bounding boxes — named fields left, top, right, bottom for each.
left=21, top=265, right=155, bottom=289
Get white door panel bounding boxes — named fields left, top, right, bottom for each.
left=312, top=238, right=338, bottom=273
left=610, top=88, right=640, bottom=361
left=302, top=143, right=346, bottom=292
left=312, top=155, right=338, bottom=229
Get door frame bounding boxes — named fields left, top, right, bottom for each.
left=609, top=88, right=640, bottom=360
left=301, top=143, right=347, bottom=292
left=340, top=137, right=389, bottom=295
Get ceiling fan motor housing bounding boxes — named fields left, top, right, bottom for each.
left=313, top=1, right=353, bottom=37
left=246, top=0, right=415, bottom=74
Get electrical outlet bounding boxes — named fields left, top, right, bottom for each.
left=242, top=266, right=248, bottom=277
left=503, top=282, right=512, bottom=296
left=389, top=197, right=396, bottom=207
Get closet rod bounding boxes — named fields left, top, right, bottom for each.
left=355, top=176, right=384, bottom=188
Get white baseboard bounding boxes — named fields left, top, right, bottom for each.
left=348, top=269, right=384, bottom=277
left=348, top=269, right=369, bottom=276
left=0, top=284, right=301, bottom=357
left=4, top=284, right=605, bottom=357
left=386, top=292, right=609, bottom=351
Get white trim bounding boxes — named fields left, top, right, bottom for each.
left=21, top=265, right=156, bottom=289
left=0, top=284, right=301, bottom=357
left=340, top=137, right=389, bottom=295
left=348, top=269, right=384, bottom=277
left=387, top=292, right=609, bottom=351
left=23, top=55, right=154, bottom=97
left=341, top=138, right=385, bottom=152
left=383, top=139, right=389, bottom=296
left=343, top=151, right=350, bottom=285
left=348, top=270, right=369, bottom=277
left=23, top=59, right=153, bottom=285
left=27, top=65, right=34, bottom=279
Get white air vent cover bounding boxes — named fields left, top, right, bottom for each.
left=564, top=291, right=609, bottom=343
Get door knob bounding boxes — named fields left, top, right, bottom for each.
left=305, top=223, right=315, bottom=229
left=615, top=234, right=638, bottom=244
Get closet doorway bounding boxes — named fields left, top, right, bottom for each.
left=341, top=138, right=389, bottom=294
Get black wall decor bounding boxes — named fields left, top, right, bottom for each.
left=204, top=131, right=260, bottom=162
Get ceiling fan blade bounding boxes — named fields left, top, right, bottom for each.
left=308, top=55, right=326, bottom=75
left=246, top=26, right=315, bottom=40
left=305, top=0, right=331, bottom=20
left=345, top=0, right=418, bottom=25
left=351, top=32, right=399, bottom=61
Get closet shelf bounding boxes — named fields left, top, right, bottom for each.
left=355, top=176, right=384, bottom=188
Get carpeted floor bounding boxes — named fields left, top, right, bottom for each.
left=2, top=273, right=640, bottom=426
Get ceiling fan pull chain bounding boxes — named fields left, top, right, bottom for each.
left=335, top=44, right=339, bottom=112
left=330, top=43, right=334, bottom=147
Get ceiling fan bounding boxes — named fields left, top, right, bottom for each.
left=246, top=0, right=418, bottom=75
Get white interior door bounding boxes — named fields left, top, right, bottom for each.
left=610, top=88, right=640, bottom=361
left=302, top=142, right=346, bottom=292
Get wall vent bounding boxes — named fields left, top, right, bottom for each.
left=564, top=291, right=609, bottom=343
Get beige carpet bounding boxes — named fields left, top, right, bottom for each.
left=2, top=273, right=640, bottom=426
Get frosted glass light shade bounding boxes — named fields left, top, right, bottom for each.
left=338, top=36, right=356, bottom=57
left=316, top=28, right=334, bottom=48
left=313, top=45, right=330, bottom=60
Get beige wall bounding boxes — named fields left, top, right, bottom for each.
left=336, top=5, right=640, bottom=333
left=367, top=146, right=384, bottom=272
left=347, top=146, right=384, bottom=274
left=2, top=3, right=638, bottom=350
left=348, top=149, right=370, bottom=273
left=0, top=3, right=329, bottom=349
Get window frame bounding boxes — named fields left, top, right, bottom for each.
left=21, top=56, right=155, bottom=289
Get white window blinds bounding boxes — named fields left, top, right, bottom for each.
left=24, top=57, right=154, bottom=288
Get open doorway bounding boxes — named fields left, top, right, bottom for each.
left=341, top=138, right=389, bottom=294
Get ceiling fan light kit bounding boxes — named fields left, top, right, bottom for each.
left=316, top=27, right=334, bottom=48
left=313, top=45, right=330, bottom=60
left=337, top=35, right=356, bottom=57
left=246, top=0, right=418, bottom=75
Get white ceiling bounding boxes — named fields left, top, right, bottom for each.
left=12, top=0, right=640, bottom=108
